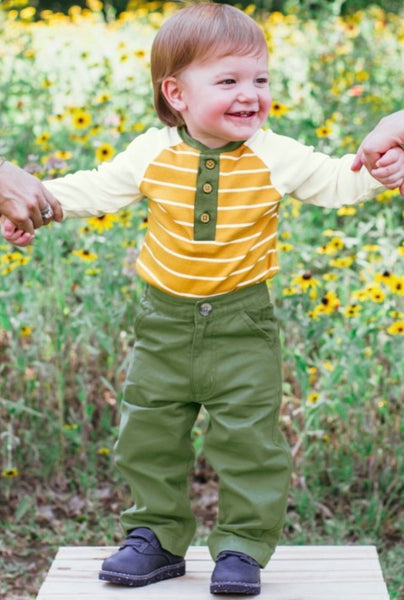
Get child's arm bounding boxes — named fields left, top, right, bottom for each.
left=368, top=146, right=404, bottom=191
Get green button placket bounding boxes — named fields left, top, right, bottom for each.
left=194, top=154, right=220, bottom=241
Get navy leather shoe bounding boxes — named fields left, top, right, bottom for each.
left=210, top=550, right=261, bottom=595
left=99, top=527, right=185, bottom=587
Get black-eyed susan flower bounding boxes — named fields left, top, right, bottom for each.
left=330, top=256, right=355, bottom=268
left=328, top=236, right=344, bottom=251
left=35, top=132, right=51, bottom=146
left=389, top=275, right=404, bottom=295
left=85, top=267, right=102, bottom=276
left=97, top=447, right=111, bottom=455
left=95, top=92, right=111, bottom=104
left=308, top=367, right=318, bottom=385
left=367, top=286, right=385, bottom=303
left=344, top=303, right=362, bottom=317
left=270, top=101, right=289, bottom=118
left=54, top=150, right=72, bottom=161
left=386, top=320, right=404, bottom=335
left=72, top=249, right=98, bottom=262
left=307, top=393, right=319, bottom=403
left=72, top=110, right=92, bottom=129
left=291, top=272, right=320, bottom=292
left=316, top=124, right=333, bottom=138
left=277, top=242, right=293, bottom=252
left=337, top=206, right=357, bottom=216
left=321, top=290, right=340, bottom=311
left=2, top=467, right=19, bottom=478
left=117, top=209, right=133, bottom=228
left=283, top=287, right=297, bottom=296
left=139, top=217, right=148, bottom=230
left=323, top=273, right=338, bottom=282
left=318, top=236, right=345, bottom=255
left=87, top=214, right=118, bottom=233
left=95, top=143, right=115, bottom=163
left=352, top=288, right=370, bottom=302
left=134, top=49, right=146, bottom=59
left=19, top=325, right=33, bottom=337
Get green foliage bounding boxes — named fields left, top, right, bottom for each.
left=0, top=2, right=403, bottom=598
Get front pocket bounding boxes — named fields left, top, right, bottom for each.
left=241, top=308, right=279, bottom=345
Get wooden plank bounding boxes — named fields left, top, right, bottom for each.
left=55, top=544, right=380, bottom=560
left=36, top=545, right=390, bottom=600
left=47, top=558, right=383, bottom=574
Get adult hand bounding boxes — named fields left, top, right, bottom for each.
left=351, top=110, right=404, bottom=194
left=0, top=160, right=63, bottom=237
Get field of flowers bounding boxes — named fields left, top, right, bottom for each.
left=0, top=1, right=403, bottom=598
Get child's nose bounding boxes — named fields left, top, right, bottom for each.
left=237, top=85, right=257, bottom=101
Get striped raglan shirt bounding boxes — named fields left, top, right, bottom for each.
left=45, top=126, right=384, bottom=298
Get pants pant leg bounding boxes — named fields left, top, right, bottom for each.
left=115, top=292, right=200, bottom=557
left=115, top=283, right=291, bottom=564
left=201, top=300, right=292, bottom=566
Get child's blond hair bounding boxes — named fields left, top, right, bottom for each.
left=151, top=2, right=268, bottom=127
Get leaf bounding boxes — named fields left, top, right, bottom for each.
left=14, top=496, right=31, bottom=523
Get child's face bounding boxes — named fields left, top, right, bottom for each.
left=163, top=51, right=271, bottom=148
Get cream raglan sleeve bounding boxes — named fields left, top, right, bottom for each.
left=252, top=130, right=386, bottom=208
left=42, top=137, right=145, bottom=219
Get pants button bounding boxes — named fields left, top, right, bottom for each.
left=199, top=302, right=213, bottom=316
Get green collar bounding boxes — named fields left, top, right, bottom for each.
left=178, top=126, right=245, bottom=153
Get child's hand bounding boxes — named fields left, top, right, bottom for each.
left=369, top=146, right=404, bottom=192
left=0, top=214, right=35, bottom=246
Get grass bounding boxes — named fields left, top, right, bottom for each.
left=0, top=1, right=403, bottom=598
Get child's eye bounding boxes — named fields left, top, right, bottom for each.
left=256, top=77, right=269, bottom=85
left=219, top=79, right=236, bottom=85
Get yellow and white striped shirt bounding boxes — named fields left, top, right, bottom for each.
left=45, top=126, right=384, bottom=298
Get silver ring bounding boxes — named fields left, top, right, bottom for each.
left=40, top=202, right=53, bottom=220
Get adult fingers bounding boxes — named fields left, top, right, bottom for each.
left=43, top=188, right=63, bottom=222
left=350, top=151, right=363, bottom=172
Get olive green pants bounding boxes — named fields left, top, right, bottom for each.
left=115, top=282, right=292, bottom=567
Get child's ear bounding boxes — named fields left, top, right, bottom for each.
left=161, top=77, right=186, bottom=113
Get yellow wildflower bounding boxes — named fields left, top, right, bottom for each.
left=291, top=272, right=320, bottom=292
left=72, top=110, right=92, bottom=129
left=270, top=101, right=289, bottom=117
left=2, top=468, right=19, bottom=478
left=87, top=214, right=118, bottom=233
left=72, top=249, right=98, bottom=262
left=387, top=320, right=404, bottom=335
left=344, top=304, right=362, bottom=317
left=316, top=124, right=333, bottom=138
left=95, top=143, right=115, bottom=163
left=337, top=206, right=357, bottom=216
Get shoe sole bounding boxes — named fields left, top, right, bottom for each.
left=99, top=560, right=185, bottom=587
left=210, top=581, right=260, bottom=595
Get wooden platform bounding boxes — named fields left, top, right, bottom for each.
left=36, top=545, right=390, bottom=599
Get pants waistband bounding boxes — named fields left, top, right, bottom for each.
left=143, top=282, right=271, bottom=319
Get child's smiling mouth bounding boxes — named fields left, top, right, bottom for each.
left=227, top=111, right=256, bottom=118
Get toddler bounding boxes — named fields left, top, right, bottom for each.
left=2, top=3, right=404, bottom=596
